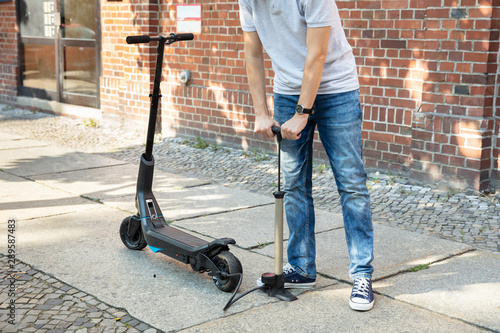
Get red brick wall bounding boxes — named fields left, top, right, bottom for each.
left=1, top=0, right=499, bottom=191
left=0, top=0, right=18, bottom=103
left=100, top=0, right=160, bottom=129
left=492, top=2, right=500, bottom=187
left=159, top=0, right=262, bottom=149
left=99, top=0, right=274, bottom=151
left=338, top=0, right=500, bottom=191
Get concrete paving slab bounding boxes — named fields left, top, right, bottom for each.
left=0, top=132, right=26, bottom=141
left=0, top=171, right=100, bottom=221
left=175, top=205, right=344, bottom=249
left=32, top=164, right=207, bottom=201
left=12, top=205, right=336, bottom=332
left=180, top=283, right=485, bottom=333
left=0, top=146, right=125, bottom=177
left=103, top=184, right=273, bottom=220
left=255, top=223, right=474, bottom=281
left=374, top=250, right=500, bottom=332
left=0, top=138, right=49, bottom=150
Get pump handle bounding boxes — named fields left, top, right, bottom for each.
left=271, top=126, right=282, bottom=142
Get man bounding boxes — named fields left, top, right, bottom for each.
left=239, top=0, right=375, bottom=311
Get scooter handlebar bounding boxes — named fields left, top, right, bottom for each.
left=126, top=35, right=150, bottom=44
left=175, top=33, right=194, bottom=41
left=126, top=33, right=194, bottom=44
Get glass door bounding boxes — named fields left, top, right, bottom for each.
left=60, top=0, right=98, bottom=107
left=19, top=0, right=99, bottom=108
left=19, top=0, right=58, bottom=99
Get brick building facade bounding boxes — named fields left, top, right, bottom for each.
left=1, top=0, right=499, bottom=191
left=0, top=0, right=17, bottom=104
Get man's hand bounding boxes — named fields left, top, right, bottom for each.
left=281, top=113, right=309, bottom=140
left=255, top=113, right=280, bottom=139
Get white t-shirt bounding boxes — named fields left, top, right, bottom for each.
left=239, top=0, right=359, bottom=95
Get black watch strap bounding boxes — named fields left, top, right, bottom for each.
left=295, top=104, right=314, bottom=115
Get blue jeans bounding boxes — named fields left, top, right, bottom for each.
left=273, top=89, right=374, bottom=280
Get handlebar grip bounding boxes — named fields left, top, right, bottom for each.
left=175, top=33, right=194, bottom=41
left=126, top=35, right=151, bottom=44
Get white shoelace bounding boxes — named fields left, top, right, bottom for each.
left=283, top=263, right=295, bottom=275
left=352, top=278, right=371, bottom=298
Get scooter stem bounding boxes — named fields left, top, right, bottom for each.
left=145, top=37, right=168, bottom=161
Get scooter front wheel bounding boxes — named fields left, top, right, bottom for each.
left=120, top=215, right=147, bottom=250
left=212, top=251, right=243, bottom=293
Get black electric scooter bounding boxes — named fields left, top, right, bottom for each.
left=119, top=33, right=242, bottom=294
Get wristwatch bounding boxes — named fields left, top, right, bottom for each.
left=295, top=104, right=314, bottom=115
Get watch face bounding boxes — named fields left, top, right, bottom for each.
left=295, top=104, right=313, bottom=114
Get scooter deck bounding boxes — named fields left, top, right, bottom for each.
left=143, top=216, right=235, bottom=258
left=150, top=223, right=207, bottom=249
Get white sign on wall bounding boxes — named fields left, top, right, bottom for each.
left=177, top=4, right=202, bottom=34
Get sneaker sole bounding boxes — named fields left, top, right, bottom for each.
left=349, top=299, right=374, bottom=311
left=284, top=281, right=316, bottom=289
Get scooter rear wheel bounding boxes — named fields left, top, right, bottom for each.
left=120, top=215, right=147, bottom=250
left=212, top=251, right=242, bottom=293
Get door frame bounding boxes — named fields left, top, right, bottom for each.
left=17, top=0, right=101, bottom=109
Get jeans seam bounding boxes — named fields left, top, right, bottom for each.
left=303, top=139, right=310, bottom=278
left=304, top=128, right=315, bottom=278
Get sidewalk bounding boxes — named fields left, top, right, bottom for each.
left=1, top=106, right=499, bottom=332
